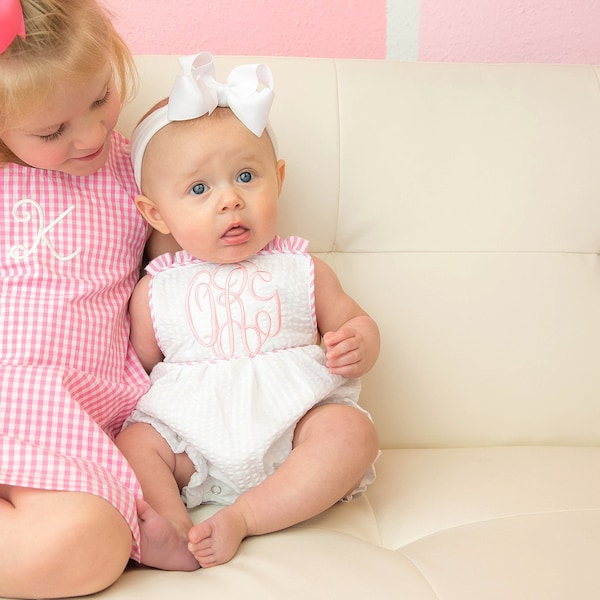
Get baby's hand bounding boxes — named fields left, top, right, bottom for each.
left=323, top=327, right=369, bottom=378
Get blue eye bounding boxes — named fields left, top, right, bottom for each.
left=238, top=171, right=253, bottom=183
left=190, top=182, right=207, bottom=195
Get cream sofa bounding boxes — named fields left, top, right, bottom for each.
left=68, top=56, right=600, bottom=599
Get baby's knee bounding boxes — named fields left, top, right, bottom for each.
left=297, top=404, right=380, bottom=458
left=358, top=410, right=379, bottom=443
left=332, top=405, right=379, bottom=464
left=346, top=408, right=380, bottom=460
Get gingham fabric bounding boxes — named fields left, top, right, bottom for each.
left=0, top=132, right=149, bottom=560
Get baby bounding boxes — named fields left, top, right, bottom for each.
left=116, top=52, right=380, bottom=571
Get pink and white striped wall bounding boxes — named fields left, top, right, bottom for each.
left=102, top=0, right=600, bottom=63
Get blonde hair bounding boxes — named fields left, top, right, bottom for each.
left=0, top=0, right=137, bottom=164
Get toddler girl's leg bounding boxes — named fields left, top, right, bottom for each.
left=0, top=485, right=132, bottom=599
left=115, top=423, right=199, bottom=571
left=188, top=404, right=379, bottom=567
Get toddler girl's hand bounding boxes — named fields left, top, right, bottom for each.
left=323, top=327, right=368, bottom=378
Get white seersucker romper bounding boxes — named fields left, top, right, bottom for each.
left=126, top=236, right=375, bottom=507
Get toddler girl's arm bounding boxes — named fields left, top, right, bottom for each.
left=313, top=257, right=380, bottom=379
left=145, top=228, right=182, bottom=261
left=129, top=274, right=163, bottom=372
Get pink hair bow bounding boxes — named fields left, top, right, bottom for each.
left=0, top=0, right=26, bottom=53
left=167, top=51, right=274, bottom=137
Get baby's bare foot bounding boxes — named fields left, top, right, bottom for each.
left=137, top=498, right=199, bottom=571
left=187, top=505, right=250, bottom=568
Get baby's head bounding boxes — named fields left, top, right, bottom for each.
left=131, top=52, right=285, bottom=265
left=0, top=0, right=135, bottom=165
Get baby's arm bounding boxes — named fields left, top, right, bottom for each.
left=313, top=257, right=380, bottom=378
left=129, top=274, right=163, bottom=372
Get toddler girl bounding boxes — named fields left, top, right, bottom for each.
left=0, top=1, right=171, bottom=596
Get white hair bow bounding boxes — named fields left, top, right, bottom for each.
left=169, top=52, right=274, bottom=137
left=130, top=52, right=275, bottom=189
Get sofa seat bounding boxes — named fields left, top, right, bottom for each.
left=94, top=446, right=600, bottom=599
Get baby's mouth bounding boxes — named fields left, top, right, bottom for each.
left=221, top=225, right=251, bottom=245
left=223, top=225, right=247, bottom=238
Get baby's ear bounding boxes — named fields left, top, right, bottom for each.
left=134, top=194, right=170, bottom=234
left=276, top=159, right=286, bottom=195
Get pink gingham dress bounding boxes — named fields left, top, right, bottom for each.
left=0, top=132, right=149, bottom=561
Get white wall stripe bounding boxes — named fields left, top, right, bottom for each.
left=386, top=0, right=420, bottom=61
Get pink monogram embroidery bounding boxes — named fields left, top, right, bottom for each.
left=185, top=261, right=281, bottom=359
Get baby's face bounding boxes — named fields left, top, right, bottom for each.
left=140, top=108, right=285, bottom=264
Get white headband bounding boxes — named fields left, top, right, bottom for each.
left=130, top=51, right=276, bottom=190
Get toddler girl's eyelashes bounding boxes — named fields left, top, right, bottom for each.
left=37, top=87, right=110, bottom=143
left=39, top=124, right=66, bottom=142
left=94, top=88, right=111, bottom=108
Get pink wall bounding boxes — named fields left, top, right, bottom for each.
left=419, top=0, right=600, bottom=63
left=102, top=0, right=600, bottom=64
left=103, top=0, right=386, bottom=58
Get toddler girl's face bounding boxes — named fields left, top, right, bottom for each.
left=139, top=109, right=285, bottom=264
left=0, top=64, right=120, bottom=176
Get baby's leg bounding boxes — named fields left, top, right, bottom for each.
left=0, top=484, right=132, bottom=599
left=116, top=423, right=199, bottom=571
left=188, top=404, right=379, bottom=567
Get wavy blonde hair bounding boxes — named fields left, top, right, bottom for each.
left=0, top=0, right=137, bottom=165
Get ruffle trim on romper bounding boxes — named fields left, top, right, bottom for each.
left=145, top=235, right=310, bottom=277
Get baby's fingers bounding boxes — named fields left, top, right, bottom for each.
left=323, top=327, right=355, bottom=350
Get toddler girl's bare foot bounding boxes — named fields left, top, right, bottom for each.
left=137, top=498, right=200, bottom=571
left=187, top=504, right=250, bottom=568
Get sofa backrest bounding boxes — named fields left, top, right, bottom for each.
left=120, top=56, right=600, bottom=449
